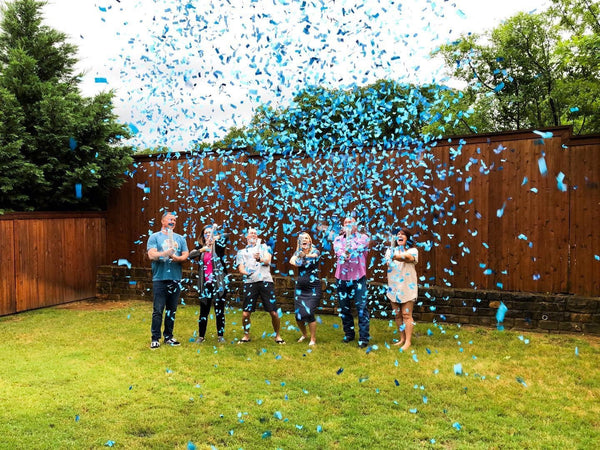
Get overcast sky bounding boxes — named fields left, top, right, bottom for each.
left=36, top=0, right=551, bottom=151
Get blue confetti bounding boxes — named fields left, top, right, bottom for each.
left=556, top=172, right=567, bottom=192
left=453, top=363, right=463, bottom=375
left=496, top=301, right=508, bottom=328
left=538, top=156, right=548, bottom=176
left=493, top=82, right=505, bottom=92
left=94, top=77, right=108, bottom=84
left=117, top=259, right=132, bottom=269
left=75, top=183, right=82, bottom=199
left=533, top=130, right=553, bottom=139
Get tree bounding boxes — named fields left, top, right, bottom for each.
left=433, top=1, right=600, bottom=135
left=0, top=0, right=132, bottom=211
left=211, top=80, right=477, bottom=155
left=549, top=0, right=600, bottom=134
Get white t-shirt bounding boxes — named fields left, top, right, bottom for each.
left=236, top=244, right=274, bottom=284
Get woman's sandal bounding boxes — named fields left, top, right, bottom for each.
left=297, top=335, right=307, bottom=343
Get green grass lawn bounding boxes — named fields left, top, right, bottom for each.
left=0, top=300, right=598, bottom=449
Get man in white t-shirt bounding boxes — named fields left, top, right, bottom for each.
left=236, top=228, right=285, bottom=344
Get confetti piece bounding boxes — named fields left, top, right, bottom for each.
left=538, top=156, right=548, bottom=176
left=516, top=377, right=528, bottom=387
left=104, top=441, right=115, bottom=447
left=69, top=137, right=77, bottom=150
left=75, top=183, right=82, bottom=199
left=94, top=77, right=108, bottom=83
left=187, top=442, right=196, bottom=450
left=556, top=172, right=567, bottom=192
left=575, top=347, right=579, bottom=356
left=453, top=363, right=463, bottom=375
left=496, top=302, right=508, bottom=329
left=117, top=259, right=132, bottom=269
left=336, top=368, right=344, bottom=375
left=452, top=422, right=462, bottom=431
left=533, top=130, right=553, bottom=139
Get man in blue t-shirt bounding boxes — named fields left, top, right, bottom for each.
left=147, top=211, right=189, bottom=349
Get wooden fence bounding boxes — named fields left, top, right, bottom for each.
left=0, top=212, right=106, bottom=316
left=106, top=126, right=600, bottom=297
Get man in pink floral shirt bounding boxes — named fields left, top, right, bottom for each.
left=333, top=216, right=371, bottom=348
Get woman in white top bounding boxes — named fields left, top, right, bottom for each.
left=384, top=228, right=418, bottom=351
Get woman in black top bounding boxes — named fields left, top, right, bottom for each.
left=188, top=224, right=228, bottom=343
left=290, top=232, right=321, bottom=346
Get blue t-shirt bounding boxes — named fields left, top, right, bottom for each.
left=147, top=231, right=188, bottom=281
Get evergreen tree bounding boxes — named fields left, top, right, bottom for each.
left=0, top=0, right=132, bottom=211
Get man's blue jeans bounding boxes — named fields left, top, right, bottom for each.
left=151, top=280, right=181, bottom=341
left=336, top=276, right=370, bottom=343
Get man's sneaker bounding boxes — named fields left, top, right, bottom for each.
left=150, top=341, right=160, bottom=349
left=217, top=336, right=226, bottom=343
left=342, top=336, right=355, bottom=343
left=358, top=341, right=369, bottom=348
left=195, top=337, right=205, bottom=343
left=164, top=337, right=180, bottom=346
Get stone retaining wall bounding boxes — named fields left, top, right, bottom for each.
left=96, top=265, right=600, bottom=334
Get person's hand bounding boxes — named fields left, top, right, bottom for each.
left=201, top=246, right=211, bottom=252
left=254, top=252, right=261, bottom=261
left=164, top=248, right=175, bottom=257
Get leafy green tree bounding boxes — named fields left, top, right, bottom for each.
left=0, top=0, right=132, bottom=211
left=212, top=80, right=477, bottom=154
left=433, top=1, right=600, bottom=134
left=549, top=0, right=600, bottom=133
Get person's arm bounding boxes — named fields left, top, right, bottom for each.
left=171, top=250, right=189, bottom=262
left=393, top=248, right=416, bottom=263
left=238, top=262, right=249, bottom=275
left=384, top=248, right=392, bottom=265
left=333, top=236, right=347, bottom=258
left=147, top=234, right=175, bottom=260
left=259, top=245, right=272, bottom=265
left=170, top=236, right=189, bottom=262
left=289, top=252, right=301, bottom=267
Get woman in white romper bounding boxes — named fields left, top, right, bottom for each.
left=384, top=228, right=418, bottom=351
